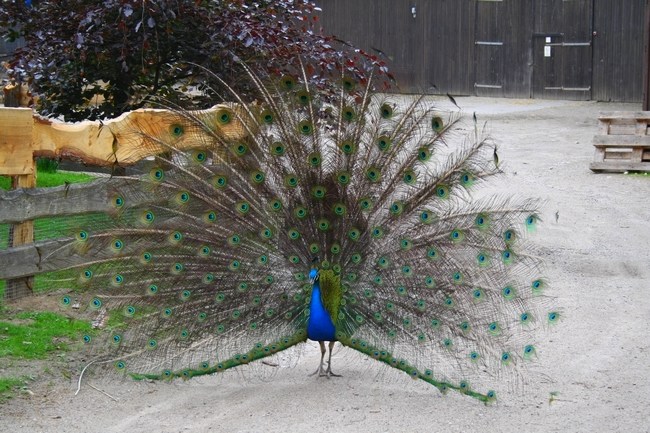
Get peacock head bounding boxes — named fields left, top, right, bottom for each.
left=309, top=268, right=319, bottom=283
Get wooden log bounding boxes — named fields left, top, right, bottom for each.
left=592, top=135, right=650, bottom=146
left=589, top=161, right=650, bottom=172
left=11, top=173, right=36, bottom=244
left=29, top=104, right=250, bottom=167
left=0, top=108, right=34, bottom=175
left=2, top=83, right=22, bottom=107
left=598, top=111, right=650, bottom=120
left=0, top=176, right=164, bottom=224
left=0, top=104, right=253, bottom=176
left=0, top=238, right=78, bottom=280
left=0, top=243, right=42, bottom=280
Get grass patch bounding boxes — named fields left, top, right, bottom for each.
left=0, top=311, right=91, bottom=400
left=0, top=170, right=95, bottom=190
left=0, top=377, right=27, bottom=401
left=34, top=171, right=96, bottom=188
left=36, top=157, right=59, bottom=173
left=0, top=311, right=92, bottom=359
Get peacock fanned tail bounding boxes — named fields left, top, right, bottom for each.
left=48, top=61, right=558, bottom=403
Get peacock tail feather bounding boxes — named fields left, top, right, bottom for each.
left=47, top=61, right=557, bottom=403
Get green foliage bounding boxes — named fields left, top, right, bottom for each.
left=35, top=158, right=59, bottom=173
left=0, top=312, right=92, bottom=359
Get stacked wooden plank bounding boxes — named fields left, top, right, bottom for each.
left=590, top=111, right=650, bottom=172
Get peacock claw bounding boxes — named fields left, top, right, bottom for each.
left=310, top=365, right=342, bottom=378
left=324, top=366, right=342, bottom=378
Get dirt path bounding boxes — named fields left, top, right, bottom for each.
left=2, top=97, right=649, bottom=433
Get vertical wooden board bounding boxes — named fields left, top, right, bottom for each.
left=592, top=0, right=645, bottom=102
left=503, top=0, right=535, bottom=98
left=424, top=0, right=475, bottom=95
left=11, top=174, right=36, bottom=246
left=0, top=107, right=34, bottom=175
left=474, top=0, right=506, bottom=97
left=533, top=0, right=564, bottom=99
left=560, top=0, right=593, bottom=100
left=533, top=0, right=562, bottom=33
left=641, top=0, right=650, bottom=111
left=378, top=0, right=418, bottom=90
left=5, top=155, right=36, bottom=300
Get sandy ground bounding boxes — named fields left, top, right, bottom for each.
left=2, top=96, right=650, bottom=433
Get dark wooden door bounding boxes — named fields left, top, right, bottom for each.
left=474, top=0, right=506, bottom=96
left=532, top=0, right=593, bottom=99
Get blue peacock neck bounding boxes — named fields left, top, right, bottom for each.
left=306, top=269, right=337, bottom=341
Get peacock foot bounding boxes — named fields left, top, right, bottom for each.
left=308, top=362, right=325, bottom=377
left=324, top=364, right=342, bottom=378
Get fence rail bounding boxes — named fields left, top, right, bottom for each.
left=1, top=177, right=139, bottom=224
left=0, top=239, right=74, bottom=280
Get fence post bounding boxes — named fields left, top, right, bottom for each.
left=0, top=108, right=36, bottom=300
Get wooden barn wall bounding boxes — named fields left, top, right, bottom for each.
left=473, top=0, right=534, bottom=98
left=531, top=0, right=594, bottom=100
left=315, top=0, right=475, bottom=95
left=317, top=0, right=645, bottom=102
left=592, top=0, right=646, bottom=102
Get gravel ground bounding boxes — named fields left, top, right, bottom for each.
left=2, top=96, right=649, bottom=433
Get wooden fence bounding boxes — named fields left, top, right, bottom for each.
left=0, top=105, right=250, bottom=299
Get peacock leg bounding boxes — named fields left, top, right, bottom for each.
left=309, top=340, right=327, bottom=377
left=324, top=341, right=342, bottom=378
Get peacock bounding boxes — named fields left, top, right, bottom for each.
left=47, top=61, right=558, bottom=403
